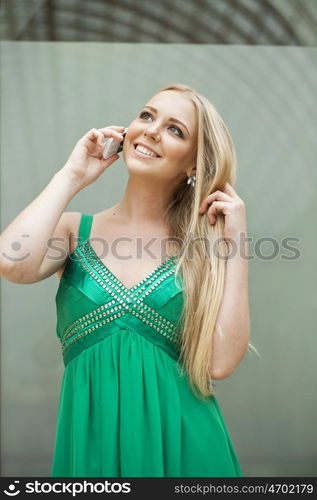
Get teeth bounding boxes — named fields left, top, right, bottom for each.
left=136, top=144, right=159, bottom=157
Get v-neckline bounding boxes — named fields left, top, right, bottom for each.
left=85, top=239, right=177, bottom=292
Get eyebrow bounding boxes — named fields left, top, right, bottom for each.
left=142, top=106, right=190, bottom=135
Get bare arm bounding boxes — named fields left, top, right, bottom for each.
left=199, top=182, right=250, bottom=380
left=0, top=126, right=125, bottom=284
left=211, top=233, right=250, bottom=378
left=0, top=170, right=81, bottom=283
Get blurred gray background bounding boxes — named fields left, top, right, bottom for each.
left=1, top=0, right=317, bottom=477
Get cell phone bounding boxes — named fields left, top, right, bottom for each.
left=102, top=128, right=128, bottom=160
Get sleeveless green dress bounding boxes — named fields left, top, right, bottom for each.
left=51, top=213, right=243, bottom=477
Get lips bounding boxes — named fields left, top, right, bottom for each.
left=133, top=142, right=161, bottom=157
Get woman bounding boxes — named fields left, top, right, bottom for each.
left=0, top=83, right=253, bottom=477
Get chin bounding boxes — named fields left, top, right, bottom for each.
left=125, top=159, right=154, bottom=173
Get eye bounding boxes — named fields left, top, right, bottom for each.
left=168, top=124, right=183, bottom=138
left=139, top=111, right=153, bottom=120
left=138, top=111, right=184, bottom=138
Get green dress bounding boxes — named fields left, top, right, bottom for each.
left=51, top=213, right=243, bottom=477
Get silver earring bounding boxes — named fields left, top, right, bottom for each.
left=187, top=174, right=196, bottom=187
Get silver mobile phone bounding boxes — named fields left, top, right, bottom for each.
left=102, top=128, right=128, bottom=159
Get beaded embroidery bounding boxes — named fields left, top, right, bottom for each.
left=85, top=240, right=176, bottom=294
left=60, top=240, right=183, bottom=356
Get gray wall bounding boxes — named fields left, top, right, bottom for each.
left=1, top=41, right=316, bottom=476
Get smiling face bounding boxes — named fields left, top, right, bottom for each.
left=122, top=90, right=198, bottom=184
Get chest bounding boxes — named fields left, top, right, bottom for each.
left=88, top=221, right=176, bottom=290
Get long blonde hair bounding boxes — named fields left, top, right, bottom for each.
left=151, top=83, right=259, bottom=400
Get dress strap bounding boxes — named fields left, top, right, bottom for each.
left=78, top=214, right=93, bottom=244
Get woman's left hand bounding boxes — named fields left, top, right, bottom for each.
left=199, top=182, right=247, bottom=241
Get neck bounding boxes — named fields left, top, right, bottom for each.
left=113, top=175, right=175, bottom=230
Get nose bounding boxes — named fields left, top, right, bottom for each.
left=143, top=122, right=160, bottom=141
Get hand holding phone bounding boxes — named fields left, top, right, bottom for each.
left=102, top=127, right=128, bottom=159
left=61, top=126, right=126, bottom=192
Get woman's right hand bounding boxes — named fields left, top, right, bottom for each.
left=61, top=126, right=126, bottom=191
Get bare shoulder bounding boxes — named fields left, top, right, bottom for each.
left=55, top=207, right=118, bottom=281
left=65, top=209, right=113, bottom=254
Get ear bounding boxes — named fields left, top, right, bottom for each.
left=185, top=165, right=196, bottom=177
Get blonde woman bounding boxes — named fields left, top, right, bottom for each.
left=0, top=83, right=252, bottom=477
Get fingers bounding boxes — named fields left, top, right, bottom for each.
left=98, top=126, right=126, bottom=142
left=85, top=127, right=125, bottom=148
left=99, top=126, right=126, bottom=131
left=85, top=128, right=106, bottom=145
left=206, top=201, right=226, bottom=224
left=199, top=190, right=232, bottom=213
left=224, top=182, right=236, bottom=195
